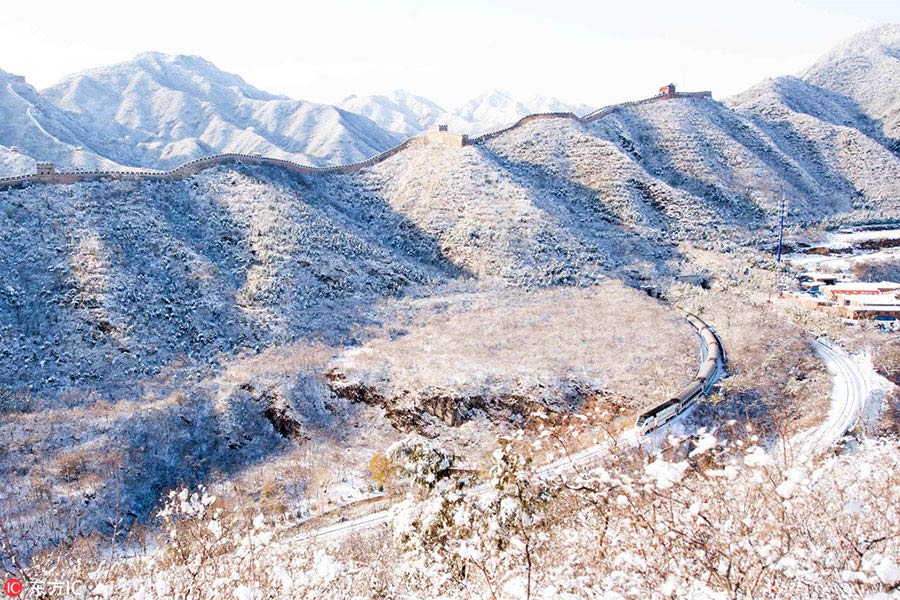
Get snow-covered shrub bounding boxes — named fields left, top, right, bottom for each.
left=553, top=436, right=900, bottom=598
left=391, top=443, right=552, bottom=598
left=386, top=436, right=455, bottom=491
left=15, top=435, right=900, bottom=599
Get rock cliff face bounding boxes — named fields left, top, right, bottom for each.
left=327, top=366, right=576, bottom=433
left=324, top=370, right=464, bottom=432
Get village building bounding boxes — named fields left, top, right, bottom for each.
left=784, top=279, right=900, bottom=320
left=820, top=281, right=900, bottom=301
left=781, top=291, right=835, bottom=310
left=799, top=271, right=853, bottom=289
left=834, top=293, right=900, bottom=320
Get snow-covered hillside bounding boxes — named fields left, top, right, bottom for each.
left=730, top=79, right=900, bottom=207
left=333, top=137, right=690, bottom=285
left=41, top=52, right=402, bottom=170
left=724, top=23, right=900, bottom=200
left=0, top=69, right=125, bottom=173
left=800, top=24, right=900, bottom=145
left=596, top=93, right=900, bottom=219
left=0, top=164, right=461, bottom=402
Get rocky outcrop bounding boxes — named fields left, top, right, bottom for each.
left=325, top=368, right=589, bottom=433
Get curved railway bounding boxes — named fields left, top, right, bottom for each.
left=791, top=338, right=868, bottom=457
left=635, top=311, right=725, bottom=433
left=299, top=310, right=726, bottom=543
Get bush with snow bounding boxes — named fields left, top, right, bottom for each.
left=10, top=435, right=900, bottom=598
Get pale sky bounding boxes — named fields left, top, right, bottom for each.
left=0, top=0, right=897, bottom=109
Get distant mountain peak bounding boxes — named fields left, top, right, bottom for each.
left=795, top=23, right=900, bottom=143
left=17, top=54, right=402, bottom=175
left=340, top=88, right=594, bottom=137
left=817, top=23, right=900, bottom=56
left=51, top=51, right=285, bottom=104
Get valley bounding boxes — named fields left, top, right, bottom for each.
left=1, top=21, right=899, bottom=600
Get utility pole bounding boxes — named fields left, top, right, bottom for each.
left=776, top=192, right=786, bottom=263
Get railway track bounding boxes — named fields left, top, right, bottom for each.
left=294, top=311, right=726, bottom=543
left=791, top=338, right=869, bottom=457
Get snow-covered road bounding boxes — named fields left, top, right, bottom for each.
left=792, top=339, right=869, bottom=457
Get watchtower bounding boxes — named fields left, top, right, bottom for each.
left=35, top=162, right=55, bottom=176
left=659, top=83, right=677, bottom=98
left=425, top=124, right=468, bottom=148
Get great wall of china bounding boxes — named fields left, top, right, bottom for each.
left=0, top=85, right=711, bottom=191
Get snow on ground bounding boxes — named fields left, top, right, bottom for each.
left=786, top=246, right=900, bottom=271
left=858, top=350, right=898, bottom=433
left=790, top=339, right=896, bottom=458
left=791, top=339, right=865, bottom=457
left=824, top=227, right=900, bottom=245
left=328, top=284, right=698, bottom=430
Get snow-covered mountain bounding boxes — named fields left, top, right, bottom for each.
left=341, top=89, right=594, bottom=137
left=40, top=52, right=402, bottom=170
left=0, top=69, right=124, bottom=174
left=2, top=54, right=594, bottom=178
left=593, top=93, right=900, bottom=220
left=453, top=90, right=594, bottom=134
left=729, top=24, right=900, bottom=156
left=799, top=24, right=900, bottom=145
left=339, top=90, right=463, bottom=138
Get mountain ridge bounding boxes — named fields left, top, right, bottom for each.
left=2, top=24, right=900, bottom=195
left=0, top=68, right=124, bottom=174
left=731, top=24, right=900, bottom=151
left=40, top=51, right=402, bottom=170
